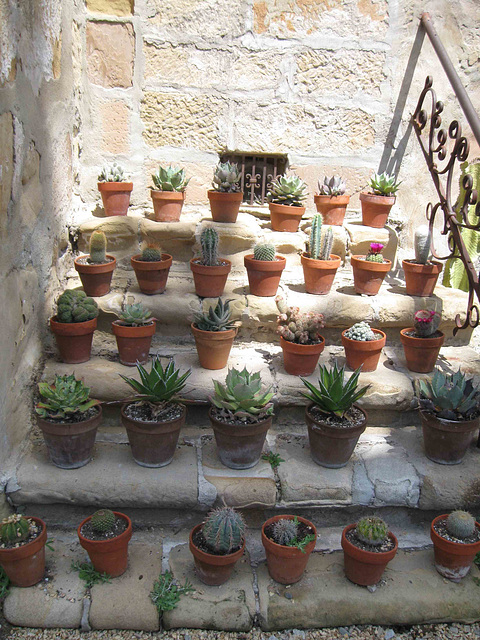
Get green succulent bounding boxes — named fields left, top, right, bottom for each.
left=446, top=511, right=476, bottom=539
left=56, top=290, right=99, bottom=323
left=202, top=507, right=245, bottom=554
left=98, top=162, right=126, bottom=183
left=355, top=516, right=388, bottom=546
left=118, top=303, right=153, bottom=327
left=212, top=161, right=241, bottom=193
left=90, top=509, right=116, bottom=534
left=0, top=515, right=31, bottom=544
left=88, top=230, right=107, bottom=264
left=415, top=368, right=480, bottom=421
left=152, top=165, right=189, bottom=192
left=194, top=298, right=235, bottom=332
left=35, top=374, right=100, bottom=420
left=272, top=518, right=298, bottom=546
left=368, top=172, right=401, bottom=196
left=140, top=246, right=163, bottom=262
left=318, top=176, right=346, bottom=197
left=267, top=174, right=308, bottom=207
left=253, top=243, right=276, bottom=261
left=211, top=367, right=274, bottom=420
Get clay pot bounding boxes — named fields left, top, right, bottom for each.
left=50, top=316, right=97, bottom=364
left=74, top=255, right=116, bottom=297
left=351, top=255, right=392, bottom=296
left=150, top=190, right=185, bottom=222
left=209, top=408, right=272, bottom=469
left=402, top=259, right=443, bottom=297
left=121, top=403, right=186, bottom=467
left=98, top=182, right=133, bottom=217
left=131, top=254, right=172, bottom=295
left=261, top=515, right=317, bottom=585
left=190, top=258, right=232, bottom=298
left=0, top=517, right=47, bottom=587
left=36, top=406, right=102, bottom=469
left=301, top=253, right=341, bottom=295
left=112, top=320, right=156, bottom=366
left=280, top=335, right=325, bottom=376
left=269, top=203, right=305, bottom=232
left=207, top=190, right=243, bottom=223
left=77, top=512, right=132, bottom=578
left=189, top=523, right=245, bottom=586
left=305, top=403, right=367, bottom=468
left=420, top=409, right=479, bottom=465
left=314, top=195, right=350, bottom=226
left=244, top=254, right=286, bottom=297
left=430, top=515, right=480, bottom=582
left=341, top=329, right=386, bottom=372
left=191, top=324, right=237, bottom=370
left=400, top=328, right=445, bottom=373
left=341, top=523, right=398, bottom=586
left=360, top=192, right=396, bottom=228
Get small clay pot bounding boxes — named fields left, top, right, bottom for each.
left=191, top=324, right=237, bottom=370
left=207, top=190, right=243, bottom=223
left=98, top=182, right=133, bottom=217
left=280, top=335, right=325, bottom=376
left=0, top=517, right=47, bottom=587
left=131, top=254, right=172, bottom=295
left=112, top=320, right=156, bottom=366
left=420, top=410, right=479, bottom=465
left=74, top=255, right=116, bottom=297
left=402, top=259, right=443, bottom=297
left=341, top=523, right=398, bottom=586
left=269, top=203, right=305, bottom=232
left=351, top=255, right=392, bottom=296
left=189, top=523, right=245, bottom=586
left=314, top=194, right=350, bottom=226
left=77, top=512, right=132, bottom=578
left=190, top=259, right=231, bottom=298
left=430, top=515, right=480, bottom=582
left=50, top=316, right=97, bottom=364
left=400, top=328, right=444, bottom=373
left=301, top=253, right=341, bottom=295
left=150, top=190, right=185, bottom=222
left=360, top=192, right=396, bottom=228
left=244, top=254, right=286, bottom=297
left=341, top=329, right=386, bottom=372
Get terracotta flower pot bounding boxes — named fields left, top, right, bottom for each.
left=74, top=255, right=116, bottom=297
left=131, top=254, right=172, bottom=295
left=341, top=329, right=386, bottom=372
left=150, top=190, right=185, bottom=222
left=280, top=335, right=325, bottom=376
left=0, top=517, right=47, bottom=587
left=77, top=512, right=132, bottom=578
left=190, top=259, right=231, bottom=297
left=50, top=315, right=97, bottom=364
left=301, top=253, right=341, bottom=295
left=420, top=409, right=479, bottom=465
left=430, top=515, right=480, bottom=582
left=305, top=403, right=367, bottom=468
left=191, top=324, right=237, bottom=370
left=402, top=259, right=443, bottom=297
left=189, top=523, right=245, bottom=586
left=341, top=523, right=398, bottom=586
left=360, top=192, right=396, bottom=228
left=121, top=403, right=186, bottom=467
left=209, top=407, right=272, bottom=469
left=112, top=320, right=156, bottom=366
left=98, top=182, right=133, bottom=217
left=314, top=194, right=350, bottom=226
left=261, top=515, right=317, bottom=585
left=269, top=203, right=305, bottom=232
left=400, top=328, right=445, bottom=373
left=36, top=406, right=102, bottom=469
left=244, top=254, right=286, bottom=297
left=207, top=190, right=243, bottom=223
left=351, top=255, right=392, bottom=296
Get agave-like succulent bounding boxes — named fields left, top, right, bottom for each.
left=210, top=367, right=274, bottom=420
left=212, top=161, right=241, bottom=193
left=118, top=303, right=153, bottom=327
left=36, top=374, right=100, bottom=420
left=267, top=174, right=308, bottom=207
left=318, top=176, right=346, bottom=197
left=194, top=298, right=236, bottom=332
left=415, top=368, right=480, bottom=421
left=152, top=165, right=189, bottom=192
left=368, top=172, right=401, bottom=196
left=98, top=162, right=127, bottom=182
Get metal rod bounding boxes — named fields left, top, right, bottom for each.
left=421, top=12, right=480, bottom=145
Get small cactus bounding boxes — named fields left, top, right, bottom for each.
left=272, top=518, right=298, bottom=546
left=320, top=227, right=333, bottom=260
left=414, top=226, right=431, bottom=265
left=344, top=321, right=377, bottom=341
left=0, top=515, right=31, bottom=544
left=413, top=309, right=441, bottom=337
left=202, top=507, right=245, bottom=554
left=309, top=214, right=322, bottom=260
left=90, top=509, right=116, bottom=534
left=98, top=162, right=126, bottom=183
left=56, top=290, right=99, bottom=323
left=140, top=245, right=163, bottom=262
left=200, top=227, right=219, bottom=266
left=88, top=230, right=107, bottom=264
left=355, top=516, right=389, bottom=547
left=365, top=242, right=385, bottom=263
left=253, top=243, right=276, bottom=261
left=446, top=511, right=476, bottom=539
left=275, top=295, right=324, bottom=344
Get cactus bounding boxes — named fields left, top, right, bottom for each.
left=90, top=509, right=116, bottom=534
left=318, top=176, right=346, bottom=197
left=272, top=518, right=298, bottom=546
left=98, top=162, right=126, bottom=183
left=118, top=303, right=153, bottom=327
left=413, top=309, right=441, bottom=337
left=253, top=243, right=276, bottom=261
left=275, top=295, right=325, bottom=344
left=194, top=298, right=235, bottom=332
left=309, top=214, right=322, bottom=259
left=202, top=507, right=245, bottom=554
left=414, top=226, right=432, bottom=265
left=368, top=172, right=401, bottom=196
left=0, top=515, right=31, bottom=544
left=88, top=230, right=107, bottom=264
left=355, top=516, right=388, bottom=547
left=446, top=511, right=476, bottom=539
left=152, top=165, right=189, bottom=192
left=140, top=245, right=163, bottom=262
left=344, top=321, right=377, bottom=341
left=267, top=174, right=308, bottom=207
left=212, top=161, right=241, bottom=193
left=200, top=227, right=219, bottom=266
left=56, top=290, right=99, bottom=323
left=365, top=242, right=385, bottom=263
left=320, top=227, right=333, bottom=260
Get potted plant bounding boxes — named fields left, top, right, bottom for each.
left=415, top=368, right=480, bottom=464
left=209, top=367, right=274, bottom=469
left=131, top=244, right=173, bottom=295
left=301, top=215, right=341, bottom=294
left=150, top=165, right=189, bottom=222
left=77, top=508, right=132, bottom=578
left=402, top=226, right=443, bottom=297
left=0, top=515, right=48, bottom=587
left=192, top=298, right=238, bottom=370
left=267, top=173, right=308, bottom=232
left=400, top=309, right=444, bottom=372
left=351, top=242, right=392, bottom=296
left=50, top=290, right=99, bottom=364
left=244, top=243, right=286, bottom=297
left=189, top=507, right=245, bottom=586
left=314, top=176, right=349, bottom=226
left=74, top=230, right=116, bottom=297
left=275, top=296, right=325, bottom=376
left=341, top=516, right=398, bottom=586
left=360, top=172, right=401, bottom=228
left=97, top=162, right=133, bottom=217
left=301, top=361, right=370, bottom=468
left=35, top=374, right=102, bottom=469
left=112, top=302, right=156, bottom=366
left=430, top=511, right=480, bottom=582
left=120, top=357, right=191, bottom=467
left=208, top=161, right=243, bottom=223
left=341, top=321, right=386, bottom=372
left=190, top=227, right=231, bottom=297
left=261, top=515, right=317, bottom=585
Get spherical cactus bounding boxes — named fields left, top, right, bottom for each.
left=253, top=243, right=276, bottom=261
left=89, top=230, right=107, bottom=264
left=141, top=246, right=163, bottom=262
left=90, top=509, right=116, bottom=534
left=200, top=227, right=219, bottom=266
left=355, top=516, right=388, bottom=547
left=0, top=515, right=31, bottom=544
left=446, top=511, right=476, bottom=539
left=56, top=290, right=99, bottom=323
left=365, top=243, right=384, bottom=263
left=272, top=518, right=298, bottom=546
left=202, top=507, right=245, bottom=554
left=413, top=309, right=441, bottom=337
left=344, top=321, right=377, bottom=341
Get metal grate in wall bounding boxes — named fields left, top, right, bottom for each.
left=220, top=153, right=288, bottom=205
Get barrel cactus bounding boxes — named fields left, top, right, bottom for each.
left=56, top=290, right=99, bottom=323
left=446, top=511, right=476, bottom=539
left=212, top=161, right=241, bottom=193
left=272, top=518, right=298, bottom=546
left=253, top=243, right=276, bottom=261
left=88, top=230, right=107, bottom=264
left=355, top=516, right=388, bottom=546
left=200, top=227, right=220, bottom=266
left=0, top=515, right=31, bottom=544
left=90, top=509, right=116, bottom=534
left=202, top=507, right=245, bottom=554
left=140, top=245, right=163, bottom=262
left=365, top=243, right=385, bottom=263
left=413, top=309, right=441, bottom=337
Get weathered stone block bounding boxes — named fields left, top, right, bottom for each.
left=86, top=21, right=134, bottom=88
left=294, top=165, right=371, bottom=213
left=99, top=100, right=131, bottom=154
left=140, top=216, right=197, bottom=262
left=86, top=0, right=134, bottom=16
left=78, top=217, right=139, bottom=256
left=19, top=143, right=43, bottom=230
left=345, top=222, right=397, bottom=263
left=0, top=112, right=14, bottom=224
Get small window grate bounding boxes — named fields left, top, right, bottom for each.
left=220, top=153, right=288, bottom=206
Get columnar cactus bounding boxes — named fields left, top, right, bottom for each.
left=90, top=509, right=116, bottom=534
left=272, top=518, right=298, bottom=546
left=140, top=245, right=163, bottom=262
left=275, top=296, right=325, bottom=344
left=0, top=515, right=30, bottom=544
left=202, top=507, right=245, bottom=554
left=309, top=214, right=322, bottom=260
left=355, top=516, right=388, bottom=546
left=89, top=230, right=107, bottom=264
left=414, top=226, right=432, bottom=265
left=56, top=290, right=99, bottom=323
left=365, top=243, right=385, bottom=263
left=200, top=227, right=219, bottom=266
left=446, top=511, right=476, bottom=539
left=320, top=227, right=333, bottom=260
left=413, top=309, right=441, bottom=337
left=253, top=243, right=276, bottom=261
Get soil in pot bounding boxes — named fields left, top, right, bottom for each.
left=112, top=320, right=156, bottom=366
left=280, top=335, right=325, bottom=376
left=269, top=203, right=305, bottom=232
left=208, top=190, right=243, bottom=223
left=191, top=324, right=237, bottom=370
left=430, top=515, right=480, bottom=582
left=244, top=254, right=286, bottom=297
left=314, top=195, right=349, bottom=226
left=341, top=329, right=386, bottom=372
left=74, top=255, right=116, bottom=297
left=360, top=193, right=395, bottom=228
left=402, top=259, right=443, bottom=297
left=190, top=258, right=231, bottom=297
left=98, top=182, right=133, bottom=217
left=189, top=523, right=245, bottom=586
left=400, top=328, right=445, bottom=373
left=301, top=253, right=341, bottom=295
left=78, top=512, right=132, bottom=577
left=351, top=255, right=392, bottom=296
left=151, top=190, right=185, bottom=222
left=0, top=517, right=47, bottom=587
left=50, top=316, right=97, bottom=364
left=341, top=523, right=398, bottom=586
left=420, top=409, right=479, bottom=464
left=131, top=254, right=173, bottom=295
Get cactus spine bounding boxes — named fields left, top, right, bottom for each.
left=200, top=227, right=219, bottom=266
left=355, top=516, right=388, bottom=546
left=272, top=518, right=298, bottom=546
left=413, top=309, right=441, bottom=337
left=414, top=226, right=431, bottom=265
left=309, top=214, right=322, bottom=259
left=0, top=515, right=31, bottom=544
left=89, top=231, right=107, bottom=264
left=202, top=507, right=245, bottom=554
left=141, top=245, right=163, bottom=262
left=253, top=243, right=276, bottom=261
left=90, top=509, right=116, bottom=534
left=446, top=511, right=476, bottom=539
left=320, top=227, right=333, bottom=260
